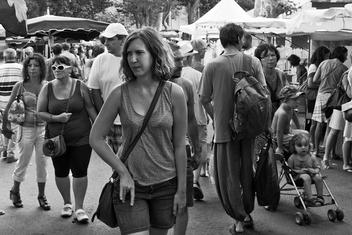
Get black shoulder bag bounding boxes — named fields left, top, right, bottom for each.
left=91, top=81, right=165, bottom=228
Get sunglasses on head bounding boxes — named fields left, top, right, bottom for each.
left=51, top=64, right=70, bottom=71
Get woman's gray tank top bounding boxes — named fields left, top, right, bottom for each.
left=119, top=81, right=176, bottom=186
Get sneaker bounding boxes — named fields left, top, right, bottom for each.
left=61, top=204, right=73, bottom=218
left=193, top=182, right=204, bottom=200
left=343, top=165, right=352, bottom=172
left=74, top=209, right=89, bottom=224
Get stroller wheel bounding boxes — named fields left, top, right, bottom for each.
left=295, top=212, right=304, bottom=225
left=303, top=212, right=311, bottom=225
left=336, top=209, right=344, bottom=221
left=328, top=209, right=337, bottom=222
left=294, top=197, right=303, bottom=209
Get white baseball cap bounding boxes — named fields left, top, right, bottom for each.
left=175, top=41, right=198, bottom=58
left=100, top=23, right=128, bottom=38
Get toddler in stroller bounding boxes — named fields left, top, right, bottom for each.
left=276, top=132, right=344, bottom=225
left=287, top=133, right=324, bottom=207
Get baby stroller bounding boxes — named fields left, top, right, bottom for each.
left=276, top=149, right=344, bottom=226
left=255, top=133, right=344, bottom=226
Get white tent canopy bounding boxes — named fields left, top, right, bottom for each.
left=286, top=4, right=352, bottom=41
left=180, top=0, right=289, bottom=39
left=195, top=0, right=251, bottom=25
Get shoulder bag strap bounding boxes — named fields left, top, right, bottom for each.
left=111, top=80, right=165, bottom=179
left=59, top=80, right=75, bottom=135
left=16, top=82, right=23, bottom=101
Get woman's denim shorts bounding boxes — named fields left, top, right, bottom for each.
left=113, top=177, right=177, bottom=234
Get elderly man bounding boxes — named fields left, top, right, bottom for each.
left=88, top=23, right=128, bottom=153
left=0, top=48, right=22, bottom=163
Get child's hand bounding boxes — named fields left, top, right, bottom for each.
left=308, top=168, right=318, bottom=174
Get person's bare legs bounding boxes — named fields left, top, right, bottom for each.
left=55, top=176, right=71, bottom=205
left=342, top=140, right=352, bottom=169
left=312, top=175, right=323, bottom=197
left=72, top=176, right=87, bottom=210
left=309, top=120, right=317, bottom=150
left=322, top=128, right=339, bottom=168
left=37, top=182, right=46, bottom=197
left=314, top=122, right=322, bottom=155
left=300, top=174, right=312, bottom=199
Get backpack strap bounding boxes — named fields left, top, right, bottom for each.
left=242, top=53, right=252, bottom=75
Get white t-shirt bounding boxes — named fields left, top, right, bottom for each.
left=88, top=52, right=123, bottom=125
left=181, top=66, right=207, bottom=125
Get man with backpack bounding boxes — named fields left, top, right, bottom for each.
left=199, top=23, right=267, bottom=233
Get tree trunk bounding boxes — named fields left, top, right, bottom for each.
left=187, top=0, right=200, bottom=24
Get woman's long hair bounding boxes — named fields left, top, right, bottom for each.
left=310, top=46, right=330, bottom=67
left=121, top=28, right=174, bottom=82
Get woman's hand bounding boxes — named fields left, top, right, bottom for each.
left=173, top=190, right=186, bottom=216
left=55, top=113, right=72, bottom=123
left=119, top=172, right=135, bottom=206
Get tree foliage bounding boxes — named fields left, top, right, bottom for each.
left=263, top=0, right=297, bottom=18
left=25, top=0, right=113, bottom=19
left=115, top=0, right=165, bottom=28
left=25, top=0, right=258, bottom=29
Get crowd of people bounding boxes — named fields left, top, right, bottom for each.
left=0, top=20, right=351, bottom=235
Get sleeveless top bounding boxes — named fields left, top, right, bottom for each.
left=46, top=80, right=91, bottom=146
left=20, top=82, right=45, bottom=127
left=118, top=81, right=175, bottom=186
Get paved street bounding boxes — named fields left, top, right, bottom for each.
left=0, top=150, right=351, bottom=235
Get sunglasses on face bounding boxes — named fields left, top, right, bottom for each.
left=51, top=64, right=70, bottom=71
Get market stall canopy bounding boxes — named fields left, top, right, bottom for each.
left=180, top=0, right=288, bottom=39
left=0, top=0, right=27, bottom=37
left=195, top=0, right=251, bottom=25
left=27, top=14, right=109, bottom=40
left=286, top=4, right=352, bottom=41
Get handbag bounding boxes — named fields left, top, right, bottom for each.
left=91, top=81, right=166, bottom=228
left=299, top=74, right=318, bottom=101
left=323, top=71, right=350, bottom=119
left=7, top=82, right=25, bottom=126
left=43, top=81, right=74, bottom=158
left=254, top=134, right=280, bottom=211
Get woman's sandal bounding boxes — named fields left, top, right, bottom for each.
left=9, top=190, right=23, bottom=208
left=38, top=196, right=51, bottom=211
left=243, top=215, right=254, bottom=228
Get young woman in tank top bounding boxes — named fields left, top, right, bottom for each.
left=90, top=28, right=187, bottom=235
